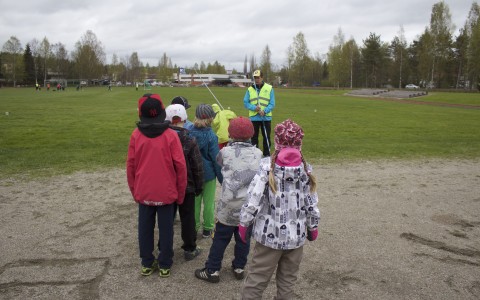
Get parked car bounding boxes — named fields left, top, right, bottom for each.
left=405, top=84, right=419, bottom=89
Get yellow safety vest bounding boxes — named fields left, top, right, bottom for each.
left=248, top=83, right=273, bottom=117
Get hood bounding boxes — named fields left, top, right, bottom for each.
left=189, top=127, right=212, bottom=150
left=211, top=103, right=221, bottom=113
left=137, top=121, right=170, bottom=138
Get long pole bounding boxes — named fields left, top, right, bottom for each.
left=193, top=67, right=224, bottom=110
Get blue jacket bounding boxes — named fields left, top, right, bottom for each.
left=188, top=126, right=223, bottom=184
left=243, top=83, right=275, bottom=121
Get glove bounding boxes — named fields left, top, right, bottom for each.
left=307, top=228, right=318, bottom=241
left=238, top=225, right=248, bottom=243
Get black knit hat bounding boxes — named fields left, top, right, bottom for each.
left=138, top=93, right=166, bottom=124
left=195, top=104, right=215, bottom=119
left=171, top=96, right=191, bottom=109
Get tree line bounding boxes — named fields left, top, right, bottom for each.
left=1, top=1, right=479, bottom=90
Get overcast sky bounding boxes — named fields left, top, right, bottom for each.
left=0, top=0, right=475, bottom=71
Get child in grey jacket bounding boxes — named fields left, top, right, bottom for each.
left=195, top=117, right=262, bottom=283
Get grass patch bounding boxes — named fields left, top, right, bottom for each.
left=0, top=87, right=479, bottom=179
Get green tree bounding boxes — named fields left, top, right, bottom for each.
left=2, top=36, right=23, bottom=87
left=465, top=2, right=480, bottom=90
left=249, top=54, right=256, bottom=75
left=428, top=1, right=455, bottom=88
left=243, top=55, right=248, bottom=74
left=361, top=33, right=389, bottom=88
left=454, top=27, right=469, bottom=88
left=259, top=45, right=273, bottom=83
left=23, top=43, right=36, bottom=85
left=311, top=52, right=324, bottom=87
left=327, top=28, right=346, bottom=88
left=288, top=32, right=311, bottom=86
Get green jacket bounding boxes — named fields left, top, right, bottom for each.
left=212, top=104, right=237, bottom=144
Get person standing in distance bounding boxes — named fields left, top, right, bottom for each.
left=243, top=69, right=275, bottom=157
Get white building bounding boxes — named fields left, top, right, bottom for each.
left=174, top=73, right=252, bottom=87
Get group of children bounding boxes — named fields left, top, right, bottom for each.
left=126, top=93, right=320, bottom=298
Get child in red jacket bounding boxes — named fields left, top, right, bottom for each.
left=126, top=93, right=187, bottom=278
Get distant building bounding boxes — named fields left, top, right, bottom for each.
left=174, top=73, right=252, bottom=87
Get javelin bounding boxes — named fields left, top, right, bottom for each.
left=193, top=67, right=224, bottom=110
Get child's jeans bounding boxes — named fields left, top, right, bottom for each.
left=204, top=222, right=250, bottom=272
left=138, top=203, right=174, bottom=269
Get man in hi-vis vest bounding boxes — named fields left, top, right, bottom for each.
left=243, top=69, right=276, bottom=157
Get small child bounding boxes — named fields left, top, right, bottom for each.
left=165, top=104, right=205, bottom=261
left=238, top=119, right=320, bottom=299
left=188, top=104, right=223, bottom=238
left=126, top=93, right=187, bottom=278
left=195, top=117, right=263, bottom=283
left=171, top=96, right=194, bottom=130
left=211, top=103, right=237, bottom=149
left=170, top=96, right=194, bottom=221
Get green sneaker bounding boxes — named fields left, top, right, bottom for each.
left=159, top=268, right=171, bottom=278
left=140, top=260, right=158, bottom=276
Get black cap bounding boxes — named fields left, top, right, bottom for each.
left=171, top=96, right=191, bottom=109
left=138, top=93, right=166, bottom=124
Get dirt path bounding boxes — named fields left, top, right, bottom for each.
left=1, top=159, right=479, bottom=299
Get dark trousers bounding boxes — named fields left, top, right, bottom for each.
left=205, top=222, right=250, bottom=272
left=138, top=203, right=174, bottom=269
left=251, top=120, right=271, bottom=157
left=178, top=193, right=197, bottom=252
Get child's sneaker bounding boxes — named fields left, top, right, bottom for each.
left=194, top=268, right=220, bottom=283
left=159, top=268, right=171, bottom=278
left=140, top=260, right=158, bottom=276
left=184, top=247, right=202, bottom=261
left=202, top=230, right=212, bottom=238
left=232, top=267, right=245, bottom=280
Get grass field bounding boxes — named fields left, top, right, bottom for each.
left=0, top=86, right=479, bottom=179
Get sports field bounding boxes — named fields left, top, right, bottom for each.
left=1, top=87, right=479, bottom=299
left=0, top=86, right=479, bottom=178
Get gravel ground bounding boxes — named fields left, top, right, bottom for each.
left=0, top=159, right=479, bottom=299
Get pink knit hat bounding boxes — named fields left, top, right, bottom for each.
left=274, top=119, right=304, bottom=151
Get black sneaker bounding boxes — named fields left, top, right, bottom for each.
left=232, top=267, right=245, bottom=280
left=195, top=268, right=220, bottom=283
left=202, top=230, right=212, bottom=238
left=184, top=247, right=201, bottom=261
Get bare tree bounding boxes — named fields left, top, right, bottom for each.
left=52, top=42, right=69, bottom=79
left=2, top=36, right=23, bottom=87
left=39, top=37, right=51, bottom=86
left=29, top=38, right=40, bottom=84
left=71, top=30, right=106, bottom=81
